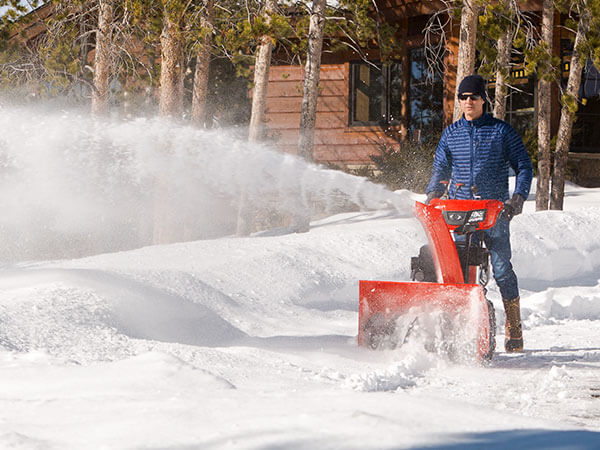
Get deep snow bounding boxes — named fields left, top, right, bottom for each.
left=1, top=109, right=599, bottom=449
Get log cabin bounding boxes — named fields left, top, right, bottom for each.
left=264, top=0, right=600, bottom=186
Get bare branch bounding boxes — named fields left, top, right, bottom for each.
left=423, top=0, right=454, bottom=80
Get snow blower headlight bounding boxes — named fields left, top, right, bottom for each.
left=443, top=211, right=467, bottom=225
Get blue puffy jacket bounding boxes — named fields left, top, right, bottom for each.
left=426, top=113, right=533, bottom=201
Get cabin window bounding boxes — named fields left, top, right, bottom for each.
left=387, top=63, right=403, bottom=124
left=349, top=62, right=386, bottom=124
left=504, top=76, right=536, bottom=137
left=572, top=61, right=600, bottom=152
left=408, top=48, right=444, bottom=134
left=349, top=51, right=443, bottom=134
left=561, top=39, right=600, bottom=152
left=486, top=55, right=536, bottom=138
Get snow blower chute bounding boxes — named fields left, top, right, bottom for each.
left=359, top=197, right=505, bottom=361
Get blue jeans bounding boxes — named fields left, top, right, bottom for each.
left=483, top=216, right=519, bottom=300
left=455, top=216, right=519, bottom=300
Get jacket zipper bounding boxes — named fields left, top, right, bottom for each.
left=469, top=121, right=474, bottom=199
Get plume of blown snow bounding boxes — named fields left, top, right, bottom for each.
left=0, top=106, right=413, bottom=261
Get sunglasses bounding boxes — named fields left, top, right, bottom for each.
left=458, top=94, right=482, bottom=101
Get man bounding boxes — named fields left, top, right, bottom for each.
left=426, top=74, right=533, bottom=353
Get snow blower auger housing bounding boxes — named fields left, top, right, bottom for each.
left=359, top=198, right=504, bottom=361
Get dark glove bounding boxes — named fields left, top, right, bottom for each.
left=503, top=194, right=525, bottom=220
left=425, top=191, right=443, bottom=205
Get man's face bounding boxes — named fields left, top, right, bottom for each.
left=459, top=92, right=484, bottom=120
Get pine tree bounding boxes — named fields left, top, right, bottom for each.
left=157, top=0, right=187, bottom=117
left=534, top=0, right=556, bottom=211
left=0, top=0, right=43, bottom=29
left=551, top=0, right=600, bottom=210
left=191, top=0, right=214, bottom=126
left=454, top=0, right=480, bottom=121
left=128, top=0, right=217, bottom=118
left=0, top=1, right=46, bottom=92
left=297, top=0, right=326, bottom=162
left=248, top=0, right=279, bottom=142
left=91, top=0, right=115, bottom=115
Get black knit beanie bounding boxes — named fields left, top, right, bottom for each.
left=458, top=74, right=487, bottom=99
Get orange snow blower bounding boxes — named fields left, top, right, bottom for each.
left=359, top=196, right=505, bottom=361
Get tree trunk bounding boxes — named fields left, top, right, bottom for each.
left=159, top=7, right=185, bottom=118
left=191, top=0, right=214, bottom=126
left=291, top=0, right=326, bottom=233
left=154, top=4, right=187, bottom=244
left=298, top=0, right=326, bottom=160
left=237, top=0, right=278, bottom=236
left=247, top=38, right=274, bottom=141
left=91, top=0, right=114, bottom=116
left=247, top=0, right=277, bottom=142
left=550, top=7, right=590, bottom=210
left=400, top=17, right=410, bottom=140
left=493, top=27, right=511, bottom=120
left=453, top=0, right=479, bottom=121
left=535, top=0, right=554, bottom=211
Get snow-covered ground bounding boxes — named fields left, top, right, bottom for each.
left=1, top=110, right=599, bottom=449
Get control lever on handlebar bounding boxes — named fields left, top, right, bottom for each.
left=455, top=183, right=465, bottom=198
left=440, top=180, right=450, bottom=200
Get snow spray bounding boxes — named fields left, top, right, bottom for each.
left=0, top=105, right=413, bottom=261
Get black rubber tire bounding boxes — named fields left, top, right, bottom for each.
left=482, top=299, right=496, bottom=360
left=414, top=245, right=437, bottom=282
left=363, top=313, right=397, bottom=350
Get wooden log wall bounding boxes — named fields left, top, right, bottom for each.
left=264, top=64, right=402, bottom=168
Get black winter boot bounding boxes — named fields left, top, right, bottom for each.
left=503, top=297, right=523, bottom=353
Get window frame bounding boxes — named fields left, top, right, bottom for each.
left=348, top=52, right=443, bottom=133
left=484, top=54, right=537, bottom=138
left=348, top=60, right=388, bottom=127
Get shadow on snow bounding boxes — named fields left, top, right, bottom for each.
left=411, top=429, right=600, bottom=450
